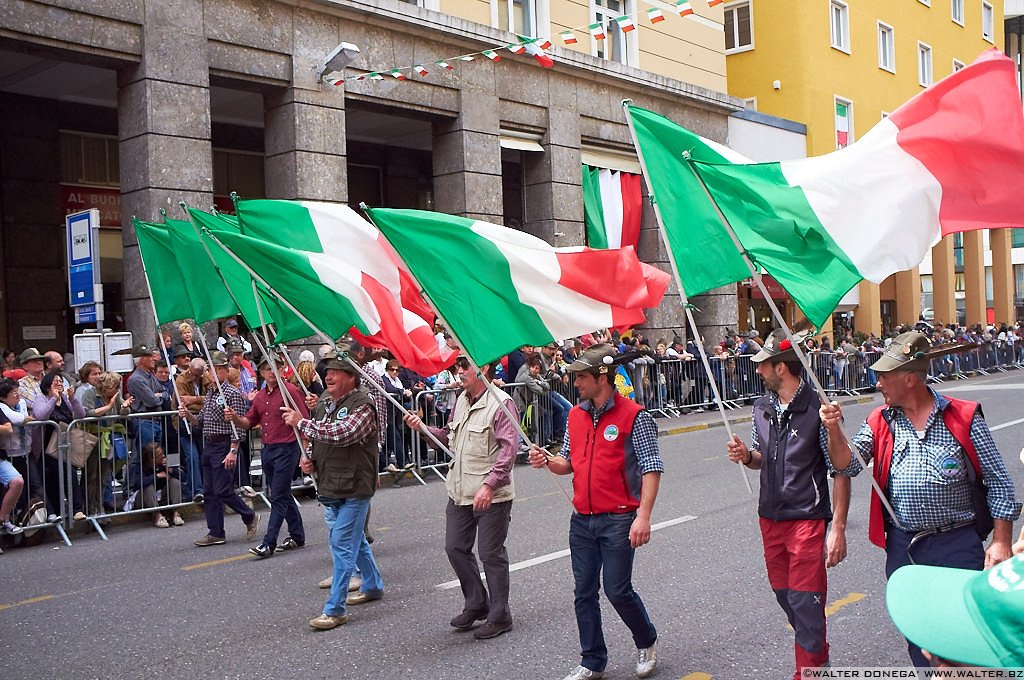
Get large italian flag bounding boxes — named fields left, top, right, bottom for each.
left=218, top=200, right=455, bottom=375
left=634, top=50, right=1024, bottom=328
left=364, top=207, right=670, bottom=365
left=582, top=165, right=643, bottom=250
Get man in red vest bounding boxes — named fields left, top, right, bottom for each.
left=820, top=331, right=1020, bottom=668
left=529, top=343, right=663, bottom=680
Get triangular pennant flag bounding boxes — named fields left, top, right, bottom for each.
left=355, top=74, right=367, bottom=81
left=483, top=50, right=502, bottom=61
left=589, top=22, right=606, bottom=41
left=507, top=43, right=527, bottom=55
left=676, top=1, right=694, bottom=16
left=414, top=64, right=428, bottom=76
left=459, top=55, right=474, bottom=62
left=524, top=41, right=555, bottom=68
left=436, top=60, right=453, bottom=70
left=707, top=0, right=724, bottom=6
left=389, top=69, right=406, bottom=80
left=614, top=15, right=636, bottom=32
left=537, top=39, right=552, bottom=50
left=560, top=30, right=578, bottom=45
left=369, top=72, right=384, bottom=80
left=647, top=7, right=665, bottom=23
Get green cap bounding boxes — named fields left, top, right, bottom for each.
left=886, top=554, right=1024, bottom=667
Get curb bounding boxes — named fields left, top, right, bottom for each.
left=657, top=395, right=876, bottom=438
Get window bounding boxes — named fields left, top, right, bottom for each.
left=60, top=131, right=120, bottom=186
left=494, top=0, right=536, bottom=35
left=834, top=97, right=853, bottom=149
left=724, top=1, right=753, bottom=53
left=917, top=42, right=933, bottom=87
left=951, top=0, right=964, bottom=25
left=743, top=97, right=758, bottom=111
left=952, top=58, right=965, bottom=72
left=213, top=149, right=265, bottom=198
left=830, top=1, right=850, bottom=53
left=593, top=0, right=634, bottom=65
left=877, top=22, right=895, bottom=72
left=982, top=2, right=994, bottom=42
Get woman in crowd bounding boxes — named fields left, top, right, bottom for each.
left=176, top=322, right=200, bottom=359
left=432, top=362, right=463, bottom=426
left=32, top=372, right=85, bottom=522
left=0, top=378, right=32, bottom=515
left=69, top=361, right=103, bottom=520
left=2, top=349, right=16, bottom=373
left=382, top=359, right=413, bottom=472
left=80, top=370, right=132, bottom=519
left=293, top=359, right=323, bottom=397
left=133, top=441, right=183, bottom=528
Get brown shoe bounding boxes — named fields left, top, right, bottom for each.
left=450, top=609, right=489, bottom=630
left=245, top=512, right=261, bottom=542
left=309, top=613, right=349, bottom=630
left=346, top=589, right=383, bottom=606
left=194, top=534, right=226, bottom=547
left=473, top=620, right=513, bottom=640
left=318, top=576, right=333, bottom=589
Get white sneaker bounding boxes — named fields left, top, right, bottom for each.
left=2, top=520, right=23, bottom=535
left=636, top=641, right=657, bottom=678
left=172, top=513, right=185, bottom=526
left=562, top=666, right=605, bottom=680
left=154, top=515, right=170, bottom=528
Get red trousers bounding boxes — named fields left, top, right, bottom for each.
left=759, top=517, right=829, bottom=679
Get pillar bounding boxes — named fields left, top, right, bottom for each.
left=523, top=102, right=583, bottom=247
left=855, top=281, right=882, bottom=336
left=990, top=228, right=1014, bottom=325
left=894, top=267, right=921, bottom=326
left=962, top=230, right=986, bottom=327
left=264, top=89, right=347, bottom=201
left=931, top=237, right=956, bottom=326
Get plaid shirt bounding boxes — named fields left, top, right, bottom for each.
left=362, top=370, right=388, bottom=440
left=840, top=389, right=1021, bottom=531
left=198, top=382, right=246, bottom=443
left=749, top=380, right=830, bottom=457
left=558, top=395, right=664, bottom=475
left=298, top=391, right=377, bottom=446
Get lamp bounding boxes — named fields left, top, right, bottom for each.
left=315, top=42, right=361, bottom=83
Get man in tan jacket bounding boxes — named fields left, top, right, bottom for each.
left=405, top=357, right=519, bottom=640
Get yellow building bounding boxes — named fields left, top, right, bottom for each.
left=725, top=0, right=1018, bottom=336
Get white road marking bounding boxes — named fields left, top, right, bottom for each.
left=991, top=417, right=1024, bottom=432
left=435, top=514, right=699, bottom=590
left=940, top=383, right=1024, bottom=393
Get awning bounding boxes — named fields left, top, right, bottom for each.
left=499, top=129, right=544, bottom=152
left=581, top=145, right=642, bottom=174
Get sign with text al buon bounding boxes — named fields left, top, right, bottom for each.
left=66, top=208, right=100, bottom=308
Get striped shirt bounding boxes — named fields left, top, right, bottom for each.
left=839, top=389, right=1021, bottom=531
left=198, top=382, right=246, bottom=443
left=558, top=395, right=664, bottom=475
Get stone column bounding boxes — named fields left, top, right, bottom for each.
left=264, top=89, right=347, bottom=202
left=990, top=229, right=1014, bottom=325
left=432, top=62, right=502, bottom=222
left=962, top=230, right=986, bottom=327
left=855, top=281, right=882, bottom=336
left=894, top=267, right=921, bottom=326
left=931, top=237, right=956, bottom=326
left=523, top=105, right=583, bottom=246
left=118, top=0, right=213, bottom=345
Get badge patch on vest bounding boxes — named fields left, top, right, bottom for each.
left=603, top=424, right=620, bottom=441
left=938, top=454, right=961, bottom=478
left=216, top=396, right=226, bottom=406
left=335, top=407, right=348, bottom=421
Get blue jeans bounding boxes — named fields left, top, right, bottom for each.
left=322, top=497, right=384, bottom=616
left=569, top=511, right=657, bottom=673
left=550, top=392, right=571, bottom=439
left=261, top=442, right=304, bottom=547
left=178, top=427, right=203, bottom=498
left=134, top=418, right=163, bottom=457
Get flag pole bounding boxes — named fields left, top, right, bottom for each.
left=621, top=103, right=752, bottom=494
left=360, top=204, right=575, bottom=507
left=133, top=215, right=191, bottom=436
left=194, top=221, right=456, bottom=461
left=665, top=120, right=902, bottom=528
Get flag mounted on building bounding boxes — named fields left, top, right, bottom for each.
left=364, top=207, right=670, bottom=366
left=589, top=22, right=606, bottom=40
left=582, top=165, right=643, bottom=251
left=560, top=30, right=578, bottom=45
left=681, top=50, right=1024, bottom=328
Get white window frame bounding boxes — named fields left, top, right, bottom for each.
left=590, top=0, right=638, bottom=67
left=877, top=22, right=895, bottom=73
left=724, top=1, right=754, bottom=54
left=917, top=41, right=933, bottom=87
left=743, top=96, right=758, bottom=111
left=952, top=58, right=965, bottom=72
left=830, top=0, right=850, bottom=54
left=982, top=2, right=995, bottom=43
left=491, top=0, right=539, bottom=36
left=951, top=0, right=964, bottom=26
left=834, top=96, right=854, bottom=150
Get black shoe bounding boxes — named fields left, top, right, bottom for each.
left=192, top=493, right=204, bottom=504
left=473, top=620, right=513, bottom=639
left=279, top=537, right=304, bottom=551
left=249, top=543, right=274, bottom=559
left=450, top=609, right=489, bottom=630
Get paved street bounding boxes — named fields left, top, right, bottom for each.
left=3, top=371, right=1024, bottom=680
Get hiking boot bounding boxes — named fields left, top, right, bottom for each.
left=194, top=534, right=226, bottom=547
left=473, top=620, right=513, bottom=640
left=349, top=576, right=361, bottom=592
left=346, top=589, right=383, bottom=606
left=450, top=609, right=488, bottom=630
left=249, top=543, right=274, bottom=559
left=318, top=576, right=333, bottom=589
left=309, top=613, right=349, bottom=630
left=245, top=512, right=261, bottom=541
left=636, top=641, right=657, bottom=678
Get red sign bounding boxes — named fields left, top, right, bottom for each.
left=61, top=185, right=121, bottom=228
left=749, top=274, right=789, bottom=300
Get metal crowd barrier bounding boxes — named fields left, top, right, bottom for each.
left=14, top=420, right=72, bottom=546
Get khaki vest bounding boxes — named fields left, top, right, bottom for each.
left=446, top=389, right=515, bottom=506
left=312, top=387, right=379, bottom=500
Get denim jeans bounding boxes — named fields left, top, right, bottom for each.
left=569, top=511, right=657, bottom=673
left=178, top=427, right=203, bottom=498
left=134, top=418, right=163, bottom=458
left=550, top=392, right=572, bottom=439
left=261, top=442, right=304, bottom=547
left=322, top=497, right=384, bottom=616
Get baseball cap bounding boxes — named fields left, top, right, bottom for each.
left=886, top=555, right=1024, bottom=667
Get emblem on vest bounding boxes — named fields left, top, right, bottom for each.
left=938, top=454, right=962, bottom=479
left=789, top=428, right=799, bottom=439
left=603, top=424, right=619, bottom=441
left=334, top=407, right=349, bottom=421
left=216, top=396, right=226, bottom=406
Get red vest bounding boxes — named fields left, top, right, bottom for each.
left=865, top=397, right=979, bottom=548
left=567, top=392, right=644, bottom=515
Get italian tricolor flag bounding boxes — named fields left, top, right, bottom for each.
left=633, top=50, right=1024, bottom=328
left=364, top=208, right=670, bottom=365
left=582, top=165, right=643, bottom=250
